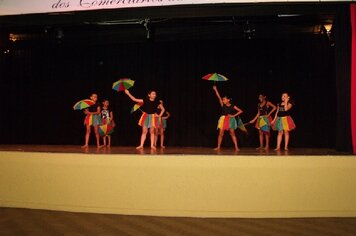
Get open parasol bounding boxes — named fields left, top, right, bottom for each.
left=73, top=99, right=95, bottom=110
left=98, top=124, right=115, bottom=136
left=112, top=78, right=135, bottom=92
left=202, top=73, right=228, bottom=82
left=130, top=102, right=143, bottom=114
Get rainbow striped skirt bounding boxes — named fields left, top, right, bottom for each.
left=157, top=117, right=167, bottom=129
left=273, top=116, right=296, bottom=131
left=84, top=114, right=101, bottom=126
left=217, top=115, right=237, bottom=130
left=138, top=113, right=159, bottom=128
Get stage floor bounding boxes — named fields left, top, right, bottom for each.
left=1, top=144, right=355, bottom=217
left=0, top=145, right=349, bottom=156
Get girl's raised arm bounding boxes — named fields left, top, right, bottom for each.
left=125, top=89, right=144, bottom=103
left=213, top=85, right=223, bottom=106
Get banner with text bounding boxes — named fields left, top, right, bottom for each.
left=0, top=0, right=352, bottom=16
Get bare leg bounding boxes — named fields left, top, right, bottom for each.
left=149, top=128, right=156, bottom=150
left=107, top=135, right=111, bottom=147
left=284, top=131, right=290, bottom=150
left=81, top=125, right=91, bottom=148
left=214, top=129, right=224, bottom=150
left=264, top=134, right=270, bottom=150
left=160, top=128, right=165, bottom=148
left=154, top=128, right=158, bottom=147
left=229, top=129, right=239, bottom=151
left=275, top=131, right=283, bottom=151
left=136, top=126, right=148, bottom=149
left=94, top=126, right=102, bottom=148
left=102, top=136, right=107, bottom=147
left=256, top=130, right=264, bottom=150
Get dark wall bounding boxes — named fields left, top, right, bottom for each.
left=0, top=33, right=337, bottom=148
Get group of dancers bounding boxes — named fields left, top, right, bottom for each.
left=212, top=85, right=296, bottom=151
left=80, top=85, right=296, bottom=151
left=81, top=91, right=171, bottom=150
left=81, top=93, right=117, bottom=148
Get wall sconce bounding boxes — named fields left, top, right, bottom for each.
left=9, top=33, right=18, bottom=42
left=324, top=24, right=333, bottom=34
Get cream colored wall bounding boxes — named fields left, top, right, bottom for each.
left=1, top=151, right=356, bottom=218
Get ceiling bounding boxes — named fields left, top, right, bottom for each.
left=0, top=3, right=339, bottom=44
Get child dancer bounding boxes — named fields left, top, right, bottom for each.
left=271, top=92, right=296, bottom=151
left=154, top=100, right=170, bottom=148
left=249, top=94, right=277, bottom=150
left=82, top=93, right=102, bottom=148
left=101, top=99, right=116, bottom=147
left=124, top=89, right=165, bottom=150
left=213, top=85, right=243, bottom=151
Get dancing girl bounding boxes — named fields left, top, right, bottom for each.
left=213, top=85, right=243, bottom=151
left=249, top=94, right=276, bottom=150
left=125, top=89, right=165, bottom=150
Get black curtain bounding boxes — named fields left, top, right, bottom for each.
left=0, top=31, right=339, bottom=149
left=334, top=5, right=353, bottom=153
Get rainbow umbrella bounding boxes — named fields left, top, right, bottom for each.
left=237, top=118, right=248, bottom=133
left=98, top=124, right=115, bottom=136
left=130, top=102, right=143, bottom=114
left=73, top=99, right=95, bottom=110
left=202, top=73, right=228, bottom=82
left=112, top=78, right=135, bottom=92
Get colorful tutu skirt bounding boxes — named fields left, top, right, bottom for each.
left=158, top=117, right=167, bottom=130
left=217, top=116, right=237, bottom=130
left=273, top=116, right=296, bottom=131
left=255, top=116, right=272, bottom=135
left=217, top=116, right=247, bottom=132
left=84, top=114, right=101, bottom=126
left=138, top=113, right=159, bottom=128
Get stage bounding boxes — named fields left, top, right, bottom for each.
left=0, top=145, right=345, bottom=156
left=0, top=145, right=355, bottom=218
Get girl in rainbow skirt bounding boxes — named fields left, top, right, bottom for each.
left=100, top=99, right=116, bottom=147
left=154, top=100, right=170, bottom=149
left=271, top=92, right=296, bottom=151
left=125, top=89, right=165, bottom=150
left=249, top=94, right=276, bottom=150
left=82, top=93, right=102, bottom=148
left=213, top=85, right=243, bottom=151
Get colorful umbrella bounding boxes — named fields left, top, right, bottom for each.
left=237, top=118, right=248, bottom=133
left=130, top=102, right=143, bottom=114
left=202, top=73, right=228, bottom=82
left=73, top=99, right=95, bottom=110
left=98, top=124, right=115, bottom=136
left=112, top=78, right=135, bottom=92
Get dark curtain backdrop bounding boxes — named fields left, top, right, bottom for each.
left=334, top=5, right=353, bottom=153
left=0, top=33, right=338, bottom=149
left=351, top=4, right=356, bottom=154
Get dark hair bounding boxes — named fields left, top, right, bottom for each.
left=283, top=92, right=295, bottom=105
left=223, top=95, right=232, bottom=101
